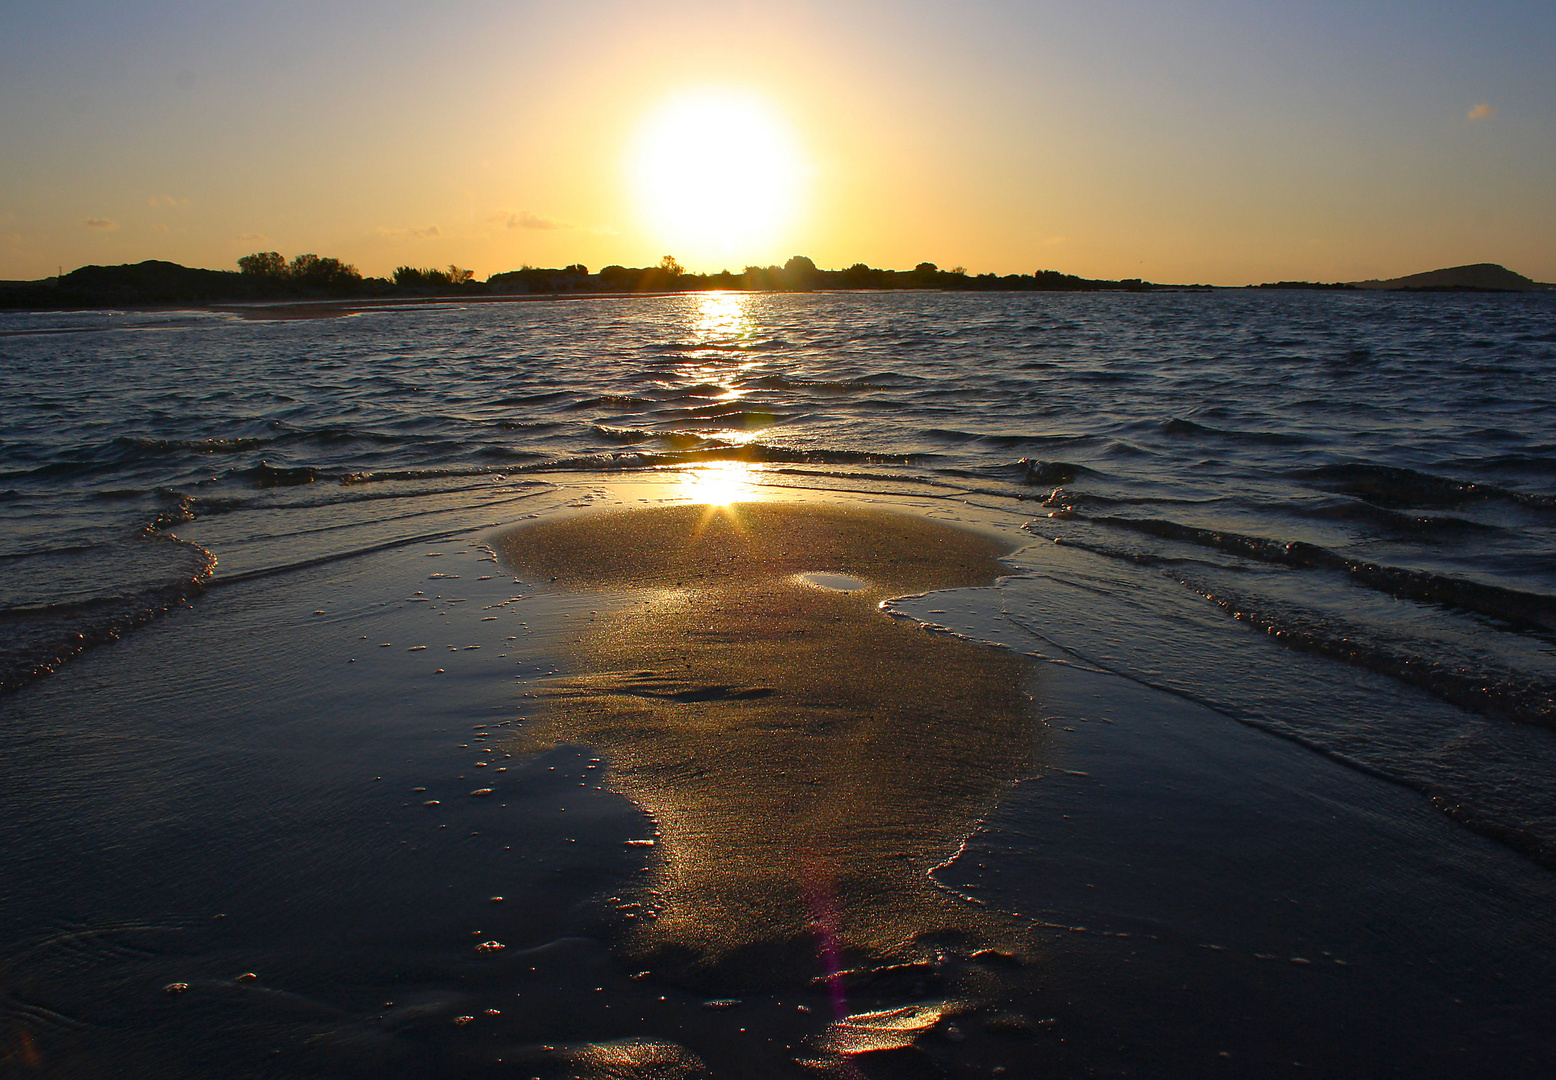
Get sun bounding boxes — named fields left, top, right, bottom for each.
left=629, top=89, right=807, bottom=265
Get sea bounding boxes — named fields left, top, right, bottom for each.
left=1, top=288, right=1554, bottom=1077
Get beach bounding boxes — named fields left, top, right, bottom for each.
left=0, top=473, right=1551, bottom=1077
left=2, top=289, right=1554, bottom=1076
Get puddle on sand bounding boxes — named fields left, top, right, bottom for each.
left=793, top=571, right=869, bottom=592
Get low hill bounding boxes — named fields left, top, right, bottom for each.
left=1351, top=263, right=1552, bottom=292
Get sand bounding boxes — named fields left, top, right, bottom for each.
left=495, top=501, right=1046, bottom=986
left=6, top=475, right=1555, bottom=1077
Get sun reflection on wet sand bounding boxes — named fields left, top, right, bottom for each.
left=496, top=502, right=1045, bottom=993
left=681, top=461, right=760, bottom=509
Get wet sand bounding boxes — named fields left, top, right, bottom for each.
left=2, top=477, right=1554, bottom=1078
left=495, top=502, right=1046, bottom=988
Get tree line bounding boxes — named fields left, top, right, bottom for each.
left=1, top=252, right=1206, bottom=309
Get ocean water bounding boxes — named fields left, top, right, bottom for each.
left=2, top=289, right=1555, bottom=1075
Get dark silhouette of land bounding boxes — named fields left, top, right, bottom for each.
left=0, top=252, right=1197, bottom=310
left=1256, top=262, right=1553, bottom=293
left=1349, top=263, right=1551, bottom=292
left=1, top=252, right=1549, bottom=311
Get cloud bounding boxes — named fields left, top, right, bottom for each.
left=378, top=224, right=442, bottom=239
left=1467, top=103, right=1495, bottom=120
left=237, top=231, right=269, bottom=243
left=150, top=224, right=170, bottom=233
left=495, top=209, right=572, bottom=231
left=147, top=195, right=191, bottom=208
left=83, top=218, right=118, bottom=230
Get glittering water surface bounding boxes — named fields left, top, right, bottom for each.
left=2, top=290, right=1555, bottom=1075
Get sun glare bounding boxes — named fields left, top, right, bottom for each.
left=683, top=462, right=759, bottom=507
left=630, top=90, right=806, bottom=264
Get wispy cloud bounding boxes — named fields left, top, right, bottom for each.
left=150, top=224, right=170, bottom=233
left=378, top=224, right=443, bottom=239
left=237, top=231, right=269, bottom=243
left=1467, top=103, right=1495, bottom=121
left=147, top=195, right=191, bottom=208
left=83, top=218, right=118, bottom=230
left=494, top=209, right=572, bottom=231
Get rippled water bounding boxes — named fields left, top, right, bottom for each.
left=2, top=289, right=1555, bottom=1071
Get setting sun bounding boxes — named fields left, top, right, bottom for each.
left=629, top=90, right=807, bottom=265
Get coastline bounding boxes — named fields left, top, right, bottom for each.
left=2, top=473, right=1553, bottom=1076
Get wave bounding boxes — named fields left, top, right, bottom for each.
left=0, top=538, right=215, bottom=695
left=1178, top=578, right=1556, bottom=730
left=112, top=435, right=273, bottom=454
left=1091, top=515, right=1556, bottom=633
left=1157, top=417, right=1309, bottom=446
left=1016, top=459, right=1096, bottom=486
left=1294, top=463, right=1556, bottom=511
left=1287, top=498, right=1502, bottom=535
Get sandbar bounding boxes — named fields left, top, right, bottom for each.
left=496, top=501, right=1045, bottom=987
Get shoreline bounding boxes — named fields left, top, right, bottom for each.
left=3, top=474, right=1553, bottom=1075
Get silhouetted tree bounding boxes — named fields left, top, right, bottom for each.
left=237, top=251, right=286, bottom=276
left=782, top=255, right=818, bottom=290
left=287, top=254, right=361, bottom=290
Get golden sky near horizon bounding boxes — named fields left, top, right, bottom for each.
left=1, top=1, right=1553, bottom=285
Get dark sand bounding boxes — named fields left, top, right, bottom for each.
left=496, top=502, right=1046, bottom=990
left=4, top=480, right=1554, bottom=1077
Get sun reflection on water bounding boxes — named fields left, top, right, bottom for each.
left=690, top=290, right=753, bottom=343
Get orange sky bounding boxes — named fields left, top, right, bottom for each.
left=2, top=1, right=1552, bottom=285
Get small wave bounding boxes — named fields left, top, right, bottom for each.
left=1016, top=459, right=1094, bottom=486
left=238, top=461, right=320, bottom=488
left=1183, top=581, right=1555, bottom=729
left=1296, top=463, right=1556, bottom=510
left=1093, top=515, right=1556, bottom=632
left=493, top=419, right=565, bottom=431
left=494, top=390, right=572, bottom=406
left=590, top=425, right=656, bottom=444
left=1292, top=498, right=1502, bottom=535
left=1157, top=418, right=1307, bottom=445
left=746, top=372, right=920, bottom=392
left=112, top=435, right=273, bottom=454
left=645, top=381, right=730, bottom=399
left=564, top=394, right=657, bottom=411
left=0, top=540, right=215, bottom=694
left=922, top=429, right=1048, bottom=450
left=517, top=444, right=924, bottom=472
left=680, top=402, right=788, bottom=423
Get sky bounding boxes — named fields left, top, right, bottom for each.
left=2, top=0, right=1553, bottom=285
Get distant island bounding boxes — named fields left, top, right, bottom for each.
left=1254, top=263, right=1554, bottom=292
left=0, top=253, right=1549, bottom=311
